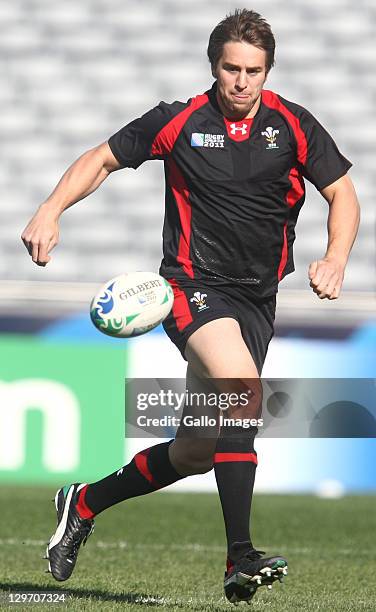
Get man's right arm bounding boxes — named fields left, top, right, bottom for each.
left=21, top=142, right=121, bottom=266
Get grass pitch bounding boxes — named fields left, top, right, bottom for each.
left=0, top=487, right=375, bottom=611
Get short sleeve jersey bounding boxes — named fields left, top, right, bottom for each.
left=108, top=82, right=352, bottom=298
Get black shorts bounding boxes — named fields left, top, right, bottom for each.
left=162, top=277, right=276, bottom=375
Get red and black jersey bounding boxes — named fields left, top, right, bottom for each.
left=108, top=82, right=352, bottom=298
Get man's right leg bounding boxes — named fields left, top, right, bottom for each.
left=46, top=373, right=218, bottom=582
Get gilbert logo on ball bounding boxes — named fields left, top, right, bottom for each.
left=90, top=272, right=174, bottom=337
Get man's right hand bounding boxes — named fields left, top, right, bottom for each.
left=21, top=205, right=60, bottom=266
left=20, top=143, right=121, bottom=267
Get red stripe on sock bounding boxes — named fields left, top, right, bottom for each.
left=75, top=485, right=95, bottom=519
left=135, top=448, right=161, bottom=489
left=214, top=452, right=258, bottom=465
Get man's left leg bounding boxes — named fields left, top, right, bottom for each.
left=185, top=318, right=288, bottom=603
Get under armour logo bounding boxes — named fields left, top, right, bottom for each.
left=230, top=123, right=248, bottom=135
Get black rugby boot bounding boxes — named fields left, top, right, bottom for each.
left=46, top=483, right=94, bottom=581
left=224, top=547, right=288, bottom=603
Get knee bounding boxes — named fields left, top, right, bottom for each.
left=203, top=380, right=262, bottom=419
left=188, top=457, right=214, bottom=474
left=170, top=443, right=214, bottom=475
left=178, top=451, right=213, bottom=475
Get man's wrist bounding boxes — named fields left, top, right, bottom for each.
left=38, top=201, right=63, bottom=220
left=323, top=251, right=348, bottom=268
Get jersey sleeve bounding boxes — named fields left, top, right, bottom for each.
left=108, top=100, right=186, bottom=169
left=298, top=110, right=352, bottom=191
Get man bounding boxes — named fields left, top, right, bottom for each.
left=22, top=9, right=360, bottom=604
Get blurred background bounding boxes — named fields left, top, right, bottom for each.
left=0, top=0, right=375, bottom=494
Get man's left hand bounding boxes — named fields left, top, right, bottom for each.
left=308, top=257, right=345, bottom=300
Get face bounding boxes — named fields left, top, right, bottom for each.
left=214, top=41, right=268, bottom=119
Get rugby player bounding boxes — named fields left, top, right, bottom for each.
left=21, top=9, right=360, bottom=604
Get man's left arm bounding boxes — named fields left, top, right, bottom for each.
left=308, top=174, right=360, bottom=300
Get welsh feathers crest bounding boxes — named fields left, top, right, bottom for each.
left=261, top=126, right=280, bottom=148
left=190, top=291, right=208, bottom=310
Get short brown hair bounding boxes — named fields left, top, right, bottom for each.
left=207, top=9, right=275, bottom=76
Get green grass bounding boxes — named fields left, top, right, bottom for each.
left=0, top=487, right=375, bottom=611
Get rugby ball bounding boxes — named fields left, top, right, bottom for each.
left=90, top=272, right=174, bottom=338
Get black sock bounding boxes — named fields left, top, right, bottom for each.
left=214, top=426, right=258, bottom=565
left=77, top=440, right=184, bottom=517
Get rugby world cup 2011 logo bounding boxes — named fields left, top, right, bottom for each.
left=190, top=291, right=209, bottom=311
left=90, top=282, right=123, bottom=335
left=261, top=126, right=280, bottom=149
left=191, top=132, right=225, bottom=148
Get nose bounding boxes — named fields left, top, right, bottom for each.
left=235, top=70, right=247, bottom=90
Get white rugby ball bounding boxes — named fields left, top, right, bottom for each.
left=90, top=272, right=174, bottom=338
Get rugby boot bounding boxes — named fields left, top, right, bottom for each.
left=224, top=547, right=288, bottom=603
left=45, top=483, right=94, bottom=581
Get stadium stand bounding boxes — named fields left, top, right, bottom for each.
left=1, top=0, right=375, bottom=292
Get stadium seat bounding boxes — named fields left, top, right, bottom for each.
left=3, top=0, right=374, bottom=289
